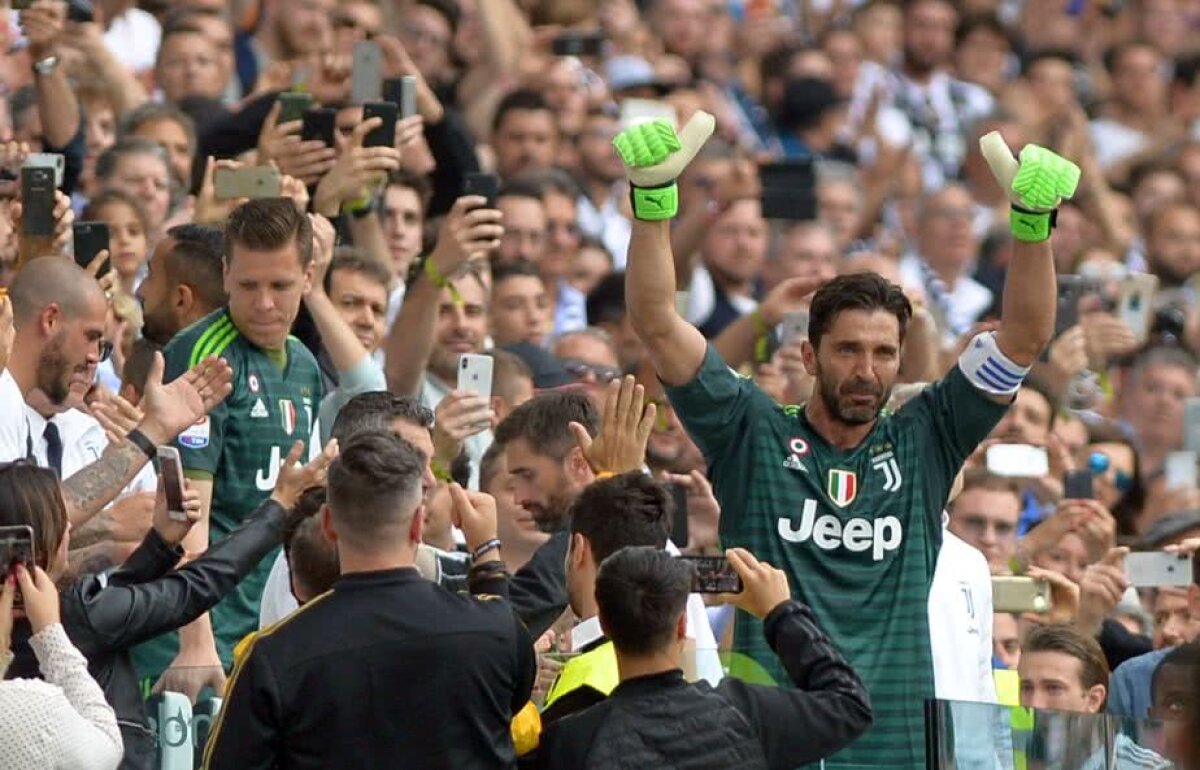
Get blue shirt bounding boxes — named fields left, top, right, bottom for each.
left=1107, top=647, right=1172, bottom=719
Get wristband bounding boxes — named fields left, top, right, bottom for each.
left=593, top=471, right=616, bottom=481
left=1009, top=205, right=1056, bottom=243
left=471, top=539, right=502, bottom=562
left=126, top=429, right=157, bottom=461
left=423, top=256, right=464, bottom=306
left=629, top=181, right=679, bottom=221
left=752, top=308, right=771, bottom=365
left=431, top=459, right=453, bottom=484
left=342, top=193, right=374, bottom=218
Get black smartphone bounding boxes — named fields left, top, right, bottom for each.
left=66, top=0, right=94, bottom=23
left=678, top=555, right=743, bottom=594
left=463, top=172, right=499, bottom=208
left=73, top=221, right=110, bottom=277
left=0, top=525, right=36, bottom=609
left=277, top=92, right=313, bottom=125
left=1064, top=469, right=1095, bottom=500
left=1054, top=275, right=1091, bottom=337
left=157, top=446, right=189, bottom=522
left=669, top=482, right=689, bottom=550
left=383, top=76, right=418, bottom=119
left=550, top=31, right=606, bottom=57
left=362, top=102, right=399, bottom=149
left=759, top=159, right=817, bottom=221
left=301, top=107, right=338, bottom=148
left=21, top=166, right=57, bottom=236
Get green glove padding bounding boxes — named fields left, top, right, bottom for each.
left=979, top=132, right=1081, bottom=243
left=612, top=112, right=715, bottom=221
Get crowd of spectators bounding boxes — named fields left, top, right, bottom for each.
left=0, top=0, right=1199, bottom=768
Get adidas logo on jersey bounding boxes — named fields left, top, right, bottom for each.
left=782, top=455, right=807, bottom=472
left=778, top=498, right=902, bottom=561
left=250, top=399, right=269, bottom=419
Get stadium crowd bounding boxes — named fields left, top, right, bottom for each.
left=0, top=0, right=1199, bottom=768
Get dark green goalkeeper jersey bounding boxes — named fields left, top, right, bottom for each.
left=666, top=346, right=1007, bottom=770
left=133, top=308, right=323, bottom=680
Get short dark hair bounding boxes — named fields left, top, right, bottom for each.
left=0, top=462, right=69, bottom=571
left=327, top=431, right=425, bottom=549
left=569, top=472, right=672, bottom=564
left=492, top=259, right=543, bottom=288
left=498, top=176, right=548, bottom=204
left=488, top=348, right=533, bottom=405
left=224, top=198, right=313, bottom=267
left=955, top=12, right=1012, bottom=50
left=157, top=23, right=209, bottom=63
left=1150, top=641, right=1200, bottom=706
left=586, top=272, right=627, bottom=326
left=808, top=272, right=912, bottom=350
left=331, top=392, right=433, bottom=443
left=118, top=102, right=197, bottom=152
left=492, top=89, right=552, bottom=134
left=387, top=168, right=433, bottom=211
left=494, top=391, right=599, bottom=460
left=123, top=338, right=161, bottom=397
left=282, top=485, right=339, bottom=600
left=524, top=167, right=582, bottom=200
left=165, top=223, right=227, bottom=309
left=414, top=0, right=460, bottom=33
left=326, top=252, right=392, bottom=294
left=95, top=137, right=170, bottom=183
left=1024, top=624, right=1110, bottom=698
left=479, top=440, right=506, bottom=493
left=596, top=546, right=691, bottom=656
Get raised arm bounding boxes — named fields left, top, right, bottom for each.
left=615, top=115, right=717, bottom=386
left=979, top=133, right=1081, bottom=369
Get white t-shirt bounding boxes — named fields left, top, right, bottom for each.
left=929, top=522, right=997, bottom=704
left=25, top=408, right=156, bottom=497
left=0, top=369, right=32, bottom=462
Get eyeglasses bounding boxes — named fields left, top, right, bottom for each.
left=1088, top=452, right=1134, bottom=493
left=561, top=358, right=621, bottom=384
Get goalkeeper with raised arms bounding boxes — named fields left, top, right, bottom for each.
left=615, top=114, right=1080, bottom=769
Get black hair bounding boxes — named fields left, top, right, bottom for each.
left=586, top=272, right=627, bottom=326
left=595, top=546, right=692, bottom=656
left=494, top=391, right=599, bottom=460
left=326, top=251, right=393, bottom=294
left=1150, top=641, right=1200, bottom=706
left=492, top=259, right=543, bottom=287
left=492, top=89, right=553, bottom=134
left=165, top=223, right=227, bottom=311
left=569, top=472, right=673, bottom=565
left=497, top=176, right=547, bottom=203
left=332, top=392, right=433, bottom=443
left=326, top=431, right=425, bottom=549
left=282, top=486, right=339, bottom=601
left=808, top=272, right=912, bottom=349
left=225, top=198, right=314, bottom=267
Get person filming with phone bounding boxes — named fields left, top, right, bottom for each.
left=536, top=546, right=870, bottom=769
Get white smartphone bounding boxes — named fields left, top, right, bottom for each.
left=350, top=40, right=383, bottom=105
left=156, top=446, right=189, bottom=522
left=619, top=98, right=677, bottom=131
left=779, top=311, right=810, bottom=346
left=1164, top=451, right=1198, bottom=490
left=1124, top=552, right=1193, bottom=588
left=1117, top=273, right=1158, bottom=345
left=457, top=353, right=494, bottom=399
left=1184, top=398, right=1200, bottom=454
left=986, top=444, right=1050, bottom=478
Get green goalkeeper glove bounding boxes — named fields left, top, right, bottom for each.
left=612, top=112, right=716, bottom=221
left=980, top=131, right=1081, bottom=243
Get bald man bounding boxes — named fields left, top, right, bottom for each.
left=0, top=257, right=233, bottom=528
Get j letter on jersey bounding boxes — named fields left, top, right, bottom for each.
left=778, top=499, right=903, bottom=562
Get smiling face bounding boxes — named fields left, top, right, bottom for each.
left=803, top=309, right=901, bottom=426
left=328, top=267, right=388, bottom=353
left=429, top=278, right=488, bottom=382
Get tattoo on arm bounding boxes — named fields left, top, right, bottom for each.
left=62, top=439, right=148, bottom=527
left=69, top=510, right=114, bottom=551
left=66, top=543, right=119, bottom=580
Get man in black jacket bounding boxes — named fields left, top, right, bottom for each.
left=537, top=547, right=873, bottom=770
left=203, top=430, right=535, bottom=770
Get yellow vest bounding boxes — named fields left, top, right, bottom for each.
left=543, top=641, right=619, bottom=709
left=993, top=668, right=1019, bottom=707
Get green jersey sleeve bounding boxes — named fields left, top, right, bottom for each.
left=899, top=365, right=1009, bottom=489
left=162, top=328, right=229, bottom=476
left=664, top=345, right=778, bottom=461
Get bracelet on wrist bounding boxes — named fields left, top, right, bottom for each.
left=126, top=429, right=157, bottom=461
left=751, top=307, right=771, bottom=364
left=471, top=538, right=503, bottom=562
left=423, top=257, right=464, bottom=306
left=431, top=459, right=453, bottom=484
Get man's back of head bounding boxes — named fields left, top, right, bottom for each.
left=10, top=258, right=106, bottom=333
left=326, top=430, right=426, bottom=557
left=331, top=392, right=433, bottom=443
left=596, top=546, right=691, bottom=657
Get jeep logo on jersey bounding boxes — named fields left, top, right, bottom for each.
left=279, top=399, right=296, bottom=436
left=871, top=451, right=903, bottom=492
left=778, top=499, right=902, bottom=561
left=826, top=469, right=857, bottom=507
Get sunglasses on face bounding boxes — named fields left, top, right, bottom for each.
left=561, top=358, right=621, bottom=384
left=1088, top=452, right=1133, bottom=493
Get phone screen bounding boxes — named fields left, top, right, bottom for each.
left=0, top=525, right=36, bottom=608
left=678, top=555, right=742, bottom=594
left=157, top=447, right=187, bottom=520
left=462, top=173, right=499, bottom=208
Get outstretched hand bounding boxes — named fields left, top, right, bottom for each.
left=137, top=353, right=234, bottom=446
left=272, top=439, right=339, bottom=510
left=570, top=375, right=656, bottom=477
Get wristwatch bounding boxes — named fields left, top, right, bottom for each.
left=32, top=55, right=59, bottom=77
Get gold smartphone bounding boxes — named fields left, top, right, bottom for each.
left=992, top=576, right=1052, bottom=614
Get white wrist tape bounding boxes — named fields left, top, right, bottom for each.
left=959, top=331, right=1030, bottom=396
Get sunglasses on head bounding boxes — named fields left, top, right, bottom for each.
left=1088, top=452, right=1133, bottom=493
left=561, top=358, right=621, bottom=384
